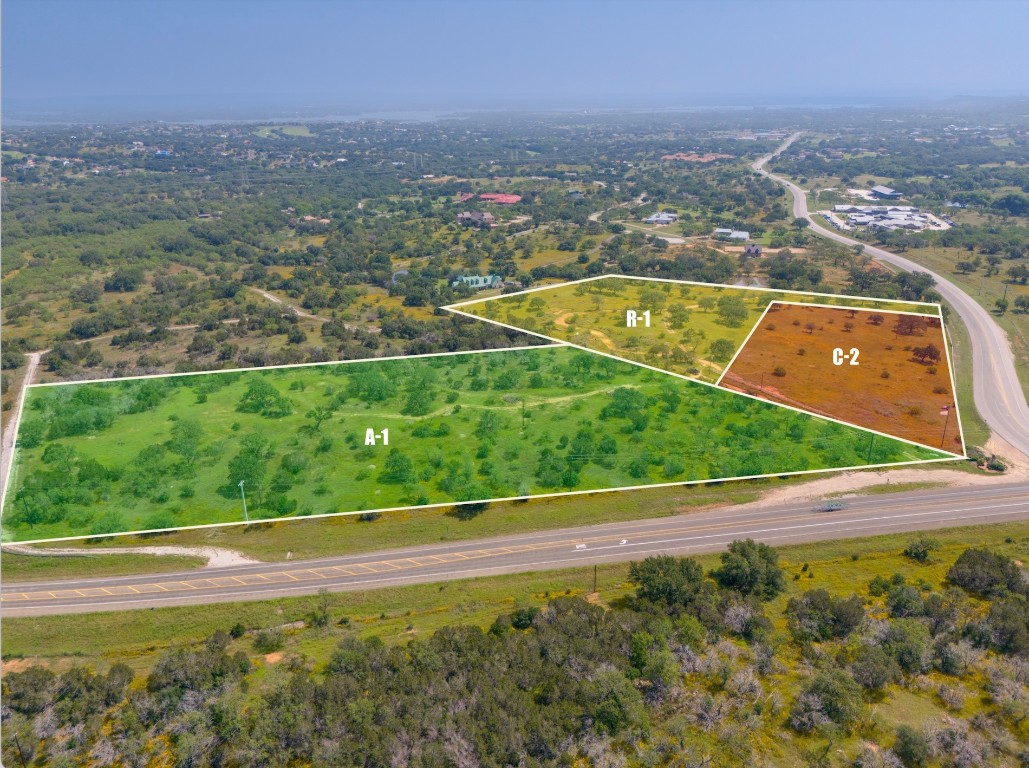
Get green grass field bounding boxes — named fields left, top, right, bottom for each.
left=4, top=346, right=948, bottom=543
left=451, top=275, right=940, bottom=383
left=896, top=245, right=1029, bottom=402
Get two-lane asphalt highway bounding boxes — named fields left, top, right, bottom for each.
left=753, top=135, right=1029, bottom=457
left=4, top=482, right=1028, bottom=617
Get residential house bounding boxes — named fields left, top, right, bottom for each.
left=645, top=212, right=679, bottom=225
left=478, top=193, right=522, bottom=205
left=457, top=211, right=495, bottom=228
left=452, top=275, right=504, bottom=290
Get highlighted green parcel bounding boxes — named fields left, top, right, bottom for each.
left=3, top=347, right=950, bottom=543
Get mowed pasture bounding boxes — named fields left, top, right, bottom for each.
left=722, top=303, right=961, bottom=452
left=453, top=275, right=939, bottom=383
left=3, top=347, right=947, bottom=543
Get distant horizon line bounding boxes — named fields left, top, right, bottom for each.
left=4, top=93, right=1027, bottom=128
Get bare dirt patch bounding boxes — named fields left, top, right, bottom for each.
left=723, top=303, right=959, bottom=451
left=740, top=467, right=1020, bottom=508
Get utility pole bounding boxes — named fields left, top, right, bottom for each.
left=940, top=404, right=953, bottom=448
left=593, top=564, right=598, bottom=594
left=239, top=480, right=249, bottom=522
left=12, top=733, right=27, bottom=768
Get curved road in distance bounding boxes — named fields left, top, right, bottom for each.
left=4, top=481, right=1028, bottom=616
left=753, top=135, right=1029, bottom=457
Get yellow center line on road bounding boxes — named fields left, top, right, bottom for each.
left=4, top=500, right=1016, bottom=605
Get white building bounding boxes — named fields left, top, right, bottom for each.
left=645, top=212, right=679, bottom=225
left=832, top=204, right=931, bottom=232
left=452, top=275, right=503, bottom=290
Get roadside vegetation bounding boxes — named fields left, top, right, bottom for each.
left=771, top=122, right=1029, bottom=401
left=4, top=522, right=1028, bottom=767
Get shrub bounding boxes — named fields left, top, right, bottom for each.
left=773, top=366, right=787, bottom=377
left=253, top=629, right=284, bottom=654
left=89, top=511, right=126, bottom=537
left=785, top=589, right=865, bottom=641
left=629, top=555, right=717, bottom=620
left=893, top=725, right=930, bottom=767
left=886, top=585, right=924, bottom=618
left=947, top=548, right=1026, bottom=597
left=710, top=539, right=786, bottom=601
left=882, top=619, right=931, bottom=674
left=902, top=537, right=939, bottom=564
left=851, top=645, right=900, bottom=691
left=789, top=669, right=862, bottom=732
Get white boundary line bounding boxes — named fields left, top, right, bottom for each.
left=24, top=343, right=563, bottom=390
left=2, top=293, right=963, bottom=544
left=444, top=273, right=942, bottom=312
left=715, top=301, right=773, bottom=386
left=715, top=300, right=968, bottom=457
left=7, top=455, right=960, bottom=547
left=0, top=345, right=563, bottom=508
left=940, top=316, right=969, bottom=456
left=753, top=301, right=940, bottom=319
left=444, top=307, right=966, bottom=460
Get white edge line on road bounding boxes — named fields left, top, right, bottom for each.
left=9, top=506, right=1027, bottom=612
left=8, top=484, right=1028, bottom=591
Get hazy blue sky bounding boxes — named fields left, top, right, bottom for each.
left=5, top=0, right=1028, bottom=116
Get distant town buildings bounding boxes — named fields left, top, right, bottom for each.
left=452, top=275, right=504, bottom=290
left=456, top=192, right=523, bottom=205
left=478, top=193, right=522, bottom=205
left=456, top=211, right=495, bottom=228
left=733, top=131, right=790, bottom=141
left=660, top=152, right=733, bottom=162
left=714, top=228, right=750, bottom=241
left=832, top=204, right=934, bottom=231
left=645, top=212, right=679, bottom=225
